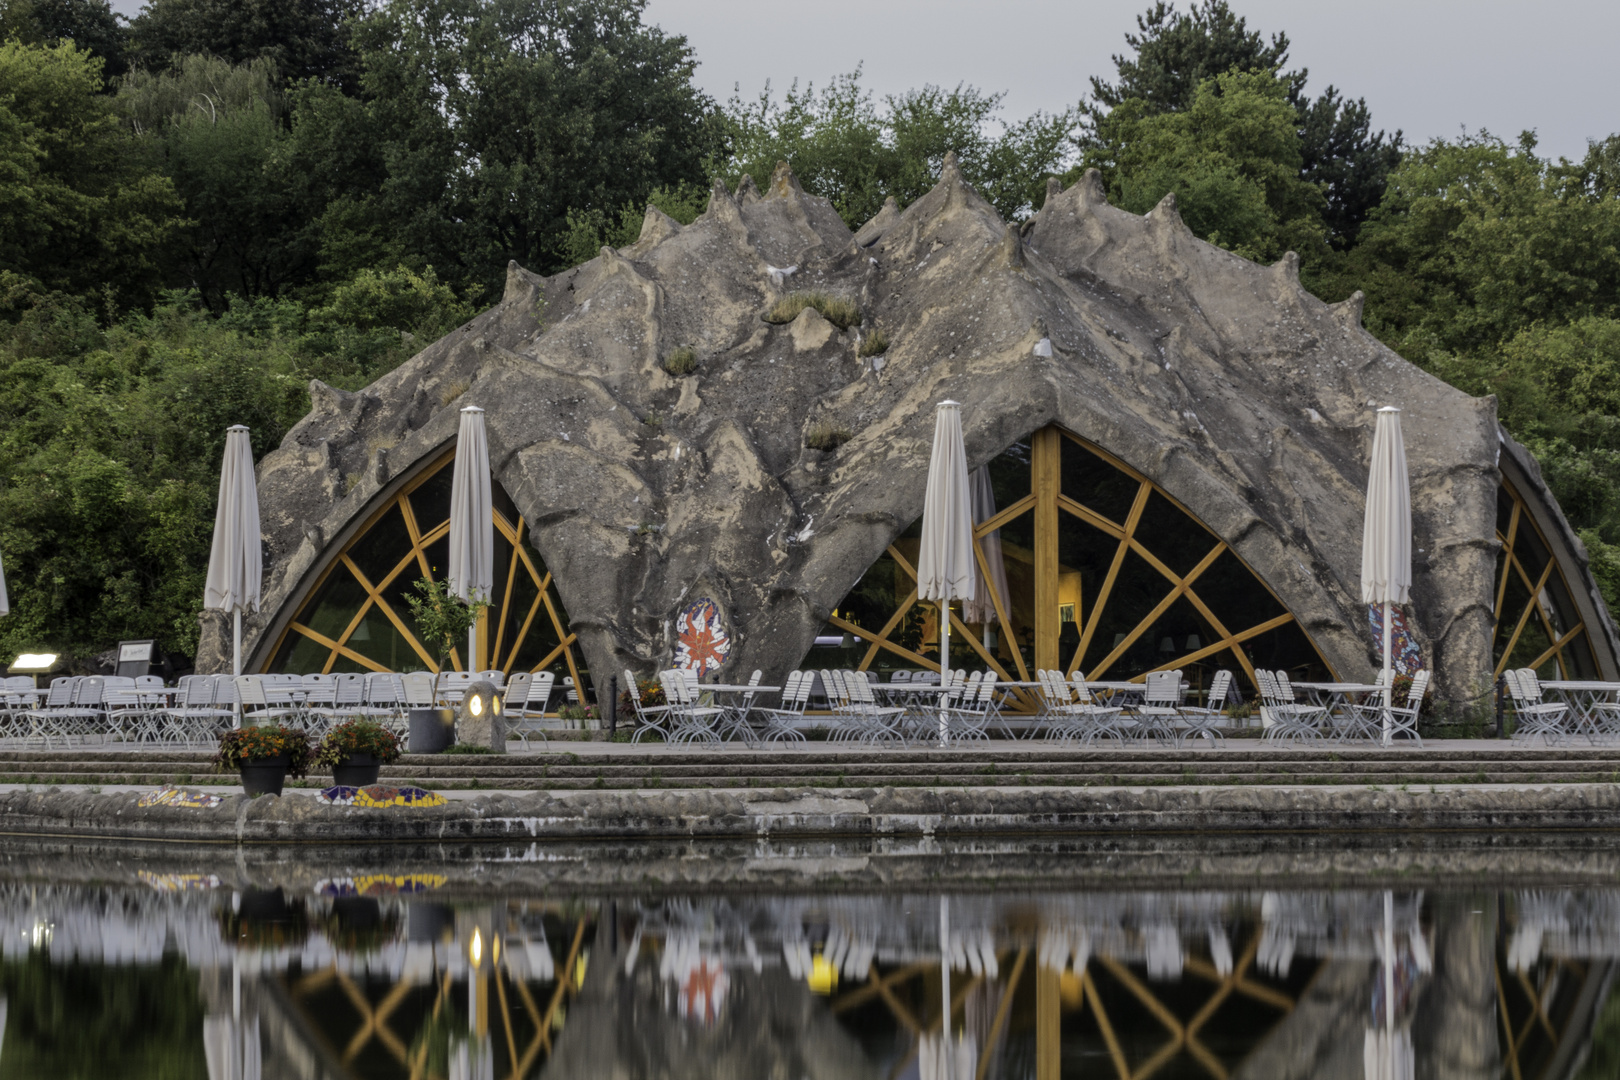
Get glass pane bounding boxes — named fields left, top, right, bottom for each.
left=1239, top=619, right=1330, bottom=683
left=1134, top=491, right=1216, bottom=578
left=982, top=508, right=1034, bottom=675
left=985, top=440, right=1031, bottom=509
left=271, top=630, right=332, bottom=675
left=496, top=559, right=542, bottom=671
left=293, top=567, right=367, bottom=645
left=508, top=590, right=565, bottom=676
left=1189, top=550, right=1286, bottom=631
left=1077, top=549, right=1170, bottom=677
left=1061, top=434, right=1139, bottom=527
left=347, top=504, right=412, bottom=589
left=407, top=461, right=455, bottom=533
left=1496, top=485, right=1516, bottom=539
left=343, top=604, right=416, bottom=672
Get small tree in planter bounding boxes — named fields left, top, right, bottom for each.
left=315, top=718, right=402, bottom=787
left=214, top=725, right=313, bottom=796
left=403, top=577, right=489, bottom=671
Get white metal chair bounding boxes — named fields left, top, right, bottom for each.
left=363, top=672, right=407, bottom=733
left=942, top=671, right=993, bottom=743
left=756, top=671, right=811, bottom=744
left=1136, top=670, right=1184, bottom=744
left=1257, top=670, right=1326, bottom=742
left=1506, top=669, right=1567, bottom=745
left=716, top=669, right=763, bottom=745
left=162, top=675, right=234, bottom=744
left=401, top=672, right=436, bottom=710
left=236, top=676, right=303, bottom=727
left=623, top=669, right=672, bottom=744
left=659, top=669, right=723, bottom=745
left=436, top=671, right=473, bottom=706
left=1381, top=670, right=1429, bottom=746
left=1176, top=670, right=1232, bottom=747
left=508, top=671, right=556, bottom=750
left=848, top=670, right=908, bottom=745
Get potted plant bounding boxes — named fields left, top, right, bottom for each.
left=316, top=717, right=403, bottom=786
left=214, top=724, right=313, bottom=796
left=403, top=577, right=490, bottom=752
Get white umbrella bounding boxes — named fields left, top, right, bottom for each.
left=1360, top=407, right=1411, bottom=745
left=964, top=467, right=1010, bottom=635
left=447, top=406, right=493, bottom=672
left=0, top=548, right=9, bottom=616
left=917, top=401, right=976, bottom=744
left=204, top=426, right=262, bottom=679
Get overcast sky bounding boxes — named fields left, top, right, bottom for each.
left=110, top=0, right=1619, bottom=161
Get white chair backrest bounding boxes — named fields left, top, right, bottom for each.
left=1145, top=670, right=1181, bottom=706
left=1515, top=668, right=1544, bottom=703
left=475, top=670, right=505, bottom=686
left=658, top=669, right=686, bottom=706
left=1275, top=671, right=1298, bottom=700
left=1255, top=670, right=1280, bottom=705
left=1205, top=670, right=1233, bottom=710
left=367, top=672, right=402, bottom=705
left=527, top=671, right=555, bottom=711
left=183, top=677, right=214, bottom=707
left=679, top=669, right=698, bottom=698
left=977, top=671, right=999, bottom=703
left=437, top=671, right=472, bottom=693
left=777, top=671, right=803, bottom=707
left=1069, top=672, right=1098, bottom=707
left=73, top=676, right=106, bottom=706
left=564, top=676, right=580, bottom=704
left=505, top=671, right=532, bottom=707
left=301, top=673, right=335, bottom=705
left=891, top=670, right=911, bottom=684
left=234, top=675, right=267, bottom=708
left=334, top=672, right=365, bottom=705
left=1405, top=670, right=1431, bottom=710
left=135, top=675, right=164, bottom=691
left=401, top=672, right=436, bottom=707
left=214, top=676, right=239, bottom=705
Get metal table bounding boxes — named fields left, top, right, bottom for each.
left=1539, top=680, right=1620, bottom=741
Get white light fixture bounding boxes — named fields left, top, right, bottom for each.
left=12, top=653, right=57, bottom=670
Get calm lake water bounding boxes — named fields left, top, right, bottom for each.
left=0, top=837, right=1616, bottom=1079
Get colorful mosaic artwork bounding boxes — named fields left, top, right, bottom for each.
left=674, top=597, right=731, bottom=676
left=315, top=874, right=448, bottom=897
left=137, top=871, right=221, bottom=892
left=137, top=786, right=224, bottom=809
left=1367, top=604, right=1426, bottom=675
left=316, top=785, right=447, bottom=808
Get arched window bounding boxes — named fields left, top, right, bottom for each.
left=1493, top=479, right=1597, bottom=678
left=808, top=425, right=1331, bottom=699
left=265, top=450, right=584, bottom=684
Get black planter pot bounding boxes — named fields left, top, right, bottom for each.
left=240, top=753, right=291, bottom=796
left=408, top=708, right=456, bottom=754
left=332, top=752, right=381, bottom=788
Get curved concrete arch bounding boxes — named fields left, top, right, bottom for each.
left=217, top=154, right=1603, bottom=702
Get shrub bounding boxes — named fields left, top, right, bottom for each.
left=213, top=725, right=313, bottom=777
left=663, top=346, right=697, bottom=375
left=314, top=718, right=403, bottom=769
left=806, top=421, right=853, bottom=451
left=858, top=328, right=889, bottom=357
left=765, top=291, right=862, bottom=330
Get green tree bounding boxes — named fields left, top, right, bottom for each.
left=119, top=55, right=322, bottom=307
left=1084, top=69, right=1327, bottom=263
left=1090, top=1, right=1400, bottom=247
left=296, top=0, right=721, bottom=292
left=0, top=40, right=183, bottom=311
left=129, top=0, right=363, bottom=90
left=719, top=67, right=1079, bottom=228
left=0, top=0, right=129, bottom=79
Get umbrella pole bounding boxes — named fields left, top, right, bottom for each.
left=1382, top=600, right=1393, bottom=746
left=939, top=896, right=951, bottom=1043
left=939, top=601, right=950, bottom=746
left=468, top=625, right=477, bottom=675
left=233, top=608, right=243, bottom=729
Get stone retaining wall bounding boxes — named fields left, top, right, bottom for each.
left=5, top=783, right=1620, bottom=846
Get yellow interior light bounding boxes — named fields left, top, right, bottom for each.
left=469, top=694, right=484, bottom=717
left=470, top=928, right=483, bottom=967
left=492, top=695, right=501, bottom=716
left=807, top=952, right=838, bottom=995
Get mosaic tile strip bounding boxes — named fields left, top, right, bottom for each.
left=137, top=786, right=224, bottom=810
left=316, top=785, right=447, bottom=809
left=136, top=871, right=222, bottom=892
left=316, top=873, right=450, bottom=897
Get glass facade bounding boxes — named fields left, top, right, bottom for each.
left=805, top=425, right=1331, bottom=701
left=1493, top=480, right=1597, bottom=678
left=265, top=451, right=585, bottom=687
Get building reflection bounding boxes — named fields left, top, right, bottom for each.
left=0, top=882, right=1614, bottom=1078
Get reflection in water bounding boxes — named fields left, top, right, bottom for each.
left=0, top=878, right=1618, bottom=1078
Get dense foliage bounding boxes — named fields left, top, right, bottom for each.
left=0, top=0, right=1617, bottom=670
left=315, top=716, right=403, bottom=767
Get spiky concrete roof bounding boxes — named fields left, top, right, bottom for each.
left=220, top=155, right=1607, bottom=692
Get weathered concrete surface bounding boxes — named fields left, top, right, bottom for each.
left=205, top=156, right=1616, bottom=696
left=8, top=783, right=1620, bottom=848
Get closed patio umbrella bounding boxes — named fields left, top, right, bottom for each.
left=1360, top=407, right=1411, bottom=745
left=964, top=466, right=1010, bottom=635
left=0, top=548, right=9, bottom=616
left=204, top=426, right=261, bottom=679
left=448, top=405, right=493, bottom=672
left=917, top=401, right=976, bottom=744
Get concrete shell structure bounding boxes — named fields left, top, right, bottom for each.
left=208, top=158, right=1619, bottom=705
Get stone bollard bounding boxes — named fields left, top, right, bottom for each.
left=457, top=679, right=507, bottom=752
